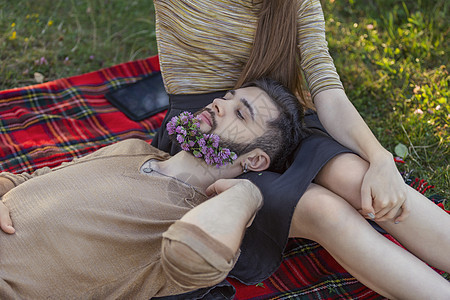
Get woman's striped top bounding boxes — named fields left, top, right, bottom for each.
left=154, top=0, right=344, bottom=99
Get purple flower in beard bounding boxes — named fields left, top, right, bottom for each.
left=176, top=126, right=187, bottom=136
left=198, top=138, right=206, bottom=147
left=166, top=116, right=179, bottom=135
left=180, top=115, right=189, bottom=125
left=210, top=134, right=220, bottom=148
left=181, top=143, right=190, bottom=151
left=176, top=134, right=184, bottom=143
left=201, top=145, right=208, bottom=154
left=167, top=123, right=176, bottom=135
left=168, top=111, right=238, bottom=167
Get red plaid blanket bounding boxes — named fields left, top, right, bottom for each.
left=0, top=56, right=445, bottom=299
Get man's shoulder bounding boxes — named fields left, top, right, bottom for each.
left=109, top=139, right=171, bottom=160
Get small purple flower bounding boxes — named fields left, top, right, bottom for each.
left=177, top=134, right=184, bottom=143
left=198, top=138, right=206, bottom=147
left=180, top=115, right=189, bottom=125
left=211, top=134, right=220, bottom=148
left=181, top=143, right=190, bottom=151
left=166, top=123, right=176, bottom=135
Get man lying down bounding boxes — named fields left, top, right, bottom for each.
left=0, top=78, right=306, bottom=298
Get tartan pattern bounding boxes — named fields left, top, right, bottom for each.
left=0, top=55, right=163, bottom=174
left=0, top=56, right=446, bottom=299
left=229, top=238, right=385, bottom=300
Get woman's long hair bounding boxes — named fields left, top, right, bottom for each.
left=235, top=0, right=314, bottom=109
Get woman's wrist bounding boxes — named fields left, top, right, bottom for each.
left=367, top=148, right=394, bottom=166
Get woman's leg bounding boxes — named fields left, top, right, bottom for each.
left=314, top=153, right=450, bottom=272
left=289, top=183, right=450, bottom=300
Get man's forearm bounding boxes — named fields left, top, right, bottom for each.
left=314, top=88, right=392, bottom=163
left=179, top=180, right=262, bottom=253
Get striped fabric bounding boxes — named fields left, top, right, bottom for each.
left=0, top=57, right=447, bottom=299
left=154, top=0, right=344, bottom=98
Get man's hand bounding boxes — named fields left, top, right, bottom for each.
left=0, top=177, right=15, bottom=197
left=206, top=178, right=263, bottom=211
left=0, top=202, right=15, bottom=234
left=360, top=153, right=410, bottom=223
left=0, top=177, right=16, bottom=234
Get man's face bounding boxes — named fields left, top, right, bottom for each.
left=195, top=87, right=280, bottom=147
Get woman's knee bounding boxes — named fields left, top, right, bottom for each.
left=290, top=183, right=356, bottom=239
left=315, top=153, right=369, bottom=209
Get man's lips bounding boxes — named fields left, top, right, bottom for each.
left=199, top=111, right=213, bottom=127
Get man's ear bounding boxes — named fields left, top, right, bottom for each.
left=244, top=149, right=271, bottom=172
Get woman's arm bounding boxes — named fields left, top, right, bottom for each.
left=296, top=0, right=409, bottom=222
left=314, top=88, right=409, bottom=222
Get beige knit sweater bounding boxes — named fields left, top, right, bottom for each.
left=0, top=139, right=212, bottom=299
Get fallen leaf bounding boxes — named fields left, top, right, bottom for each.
left=394, top=143, right=408, bottom=159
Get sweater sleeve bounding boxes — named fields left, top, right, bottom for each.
left=0, top=167, right=53, bottom=187
left=297, top=0, right=344, bottom=98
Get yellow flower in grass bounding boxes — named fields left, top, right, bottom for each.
left=48, top=20, right=53, bottom=26
left=11, top=22, right=16, bottom=27
left=9, top=31, right=17, bottom=40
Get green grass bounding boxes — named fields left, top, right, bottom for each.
left=0, top=0, right=448, bottom=200
left=0, top=0, right=157, bottom=88
left=323, top=0, right=449, bottom=200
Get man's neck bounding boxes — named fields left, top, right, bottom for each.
left=154, top=151, right=240, bottom=193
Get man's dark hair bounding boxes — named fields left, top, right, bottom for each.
left=237, top=78, right=309, bottom=173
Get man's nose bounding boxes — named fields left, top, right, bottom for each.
left=212, top=98, right=227, bottom=117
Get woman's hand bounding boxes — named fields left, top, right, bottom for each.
left=360, top=153, right=410, bottom=223
left=0, top=201, right=15, bottom=234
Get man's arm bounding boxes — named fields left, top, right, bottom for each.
left=160, top=179, right=263, bottom=290
left=180, top=178, right=262, bottom=252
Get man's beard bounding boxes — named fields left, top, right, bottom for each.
left=194, top=108, right=250, bottom=156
